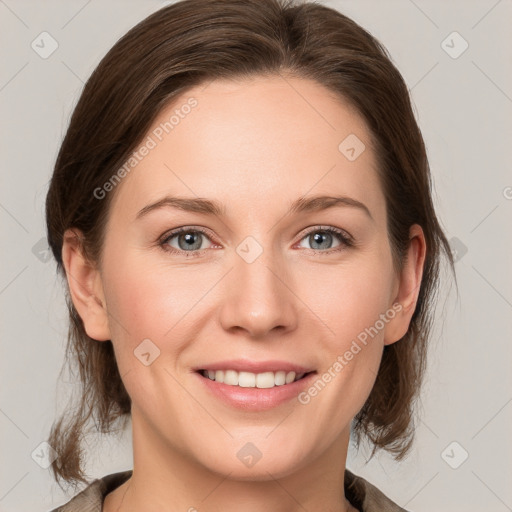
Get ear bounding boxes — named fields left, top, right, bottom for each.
left=384, top=224, right=427, bottom=346
left=61, top=229, right=111, bottom=342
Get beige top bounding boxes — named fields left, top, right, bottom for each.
left=49, top=469, right=409, bottom=511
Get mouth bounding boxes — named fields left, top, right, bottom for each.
left=192, top=359, right=318, bottom=410
left=195, top=368, right=318, bottom=411
left=196, top=368, right=316, bottom=389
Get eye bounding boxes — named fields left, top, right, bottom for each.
left=296, top=226, right=353, bottom=253
left=159, top=227, right=215, bottom=257
left=158, top=225, right=353, bottom=258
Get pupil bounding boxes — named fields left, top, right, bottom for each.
left=180, top=232, right=201, bottom=250
left=312, top=231, right=331, bottom=249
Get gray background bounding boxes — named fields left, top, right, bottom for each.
left=1, top=0, right=511, bottom=510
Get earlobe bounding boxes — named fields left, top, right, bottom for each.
left=61, top=229, right=111, bottom=342
left=384, top=224, right=427, bottom=346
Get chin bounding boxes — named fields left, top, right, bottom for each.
left=197, top=444, right=310, bottom=482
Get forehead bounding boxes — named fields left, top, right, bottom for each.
left=109, top=75, right=385, bottom=225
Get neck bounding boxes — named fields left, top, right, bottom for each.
left=105, top=407, right=357, bottom=512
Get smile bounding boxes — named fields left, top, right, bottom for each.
left=195, top=368, right=317, bottom=411
left=198, top=369, right=310, bottom=388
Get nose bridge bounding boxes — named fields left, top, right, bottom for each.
left=218, top=235, right=297, bottom=338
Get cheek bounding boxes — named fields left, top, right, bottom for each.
left=99, top=253, right=185, bottom=372
left=99, top=257, right=198, bottom=409
left=304, top=256, right=396, bottom=346
left=300, top=252, right=395, bottom=404
left=103, top=251, right=203, bottom=335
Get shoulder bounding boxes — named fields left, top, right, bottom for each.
left=345, top=469, right=410, bottom=512
left=47, top=470, right=132, bottom=512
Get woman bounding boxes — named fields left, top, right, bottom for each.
left=45, top=0, right=455, bottom=510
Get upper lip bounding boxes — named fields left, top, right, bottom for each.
left=193, top=359, right=315, bottom=374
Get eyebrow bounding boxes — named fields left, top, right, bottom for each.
left=136, top=194, right=373, bottom=222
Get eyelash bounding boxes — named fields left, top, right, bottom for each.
left=158, top=225, right=354, bottom=258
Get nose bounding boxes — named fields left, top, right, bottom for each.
left=218, top=244, right=299, bottom=339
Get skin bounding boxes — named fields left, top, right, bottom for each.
left=62, top=75, right=426, bottom=512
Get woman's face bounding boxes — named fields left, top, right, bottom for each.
left=75, top=75, right=421, bottom=479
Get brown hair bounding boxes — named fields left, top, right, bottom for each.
left=46, top=0, right=455, bottom=489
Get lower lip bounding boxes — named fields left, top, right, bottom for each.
left=194, top=371, right=317, bottom=411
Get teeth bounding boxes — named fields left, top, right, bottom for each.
left=202, top=369, right=307, bottom=388
left=239, top=371, right=256, bottom=387
left=274, top=371, right=286, bottom=386
left=224, top=370, right=238, bottom=385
